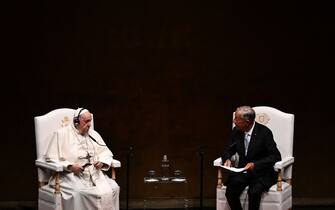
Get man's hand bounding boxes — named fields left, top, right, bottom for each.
left=244, top=162, right=255, bottom=171
left=224, top=159, right=232, bottom=167
left=68, top=164, right=84, bottom=175
left=93, top=161, right=104, bottom=169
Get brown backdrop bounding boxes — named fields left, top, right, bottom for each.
left=2, top=0, right=333, bottom=206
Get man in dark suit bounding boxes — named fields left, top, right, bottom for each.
left=221, top=106, right=281, bottom=210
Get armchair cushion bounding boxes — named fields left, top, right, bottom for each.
left=217, top=185, right=292, bottom=207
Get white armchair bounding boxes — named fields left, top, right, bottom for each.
left=214, top=106, right=294, bottom=210
left=34, top=108, right=121, bottom=210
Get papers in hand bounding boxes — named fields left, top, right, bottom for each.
left=220, top=165, right=245, bottom=173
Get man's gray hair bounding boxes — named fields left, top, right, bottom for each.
left=236, top=106, right=255, bottom=122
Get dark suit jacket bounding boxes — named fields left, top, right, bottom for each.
left=221, top=122, right=281, bottom=189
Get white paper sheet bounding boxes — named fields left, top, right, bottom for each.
left=219, top=165, right=245, bottom=173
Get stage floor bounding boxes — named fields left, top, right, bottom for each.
left=1, top=207, right=335, bottom=210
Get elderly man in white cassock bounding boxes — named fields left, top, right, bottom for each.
left=44, top=107, right=120, bottom=210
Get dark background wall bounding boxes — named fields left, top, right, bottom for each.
left=2, top=0, right=333, bottom=206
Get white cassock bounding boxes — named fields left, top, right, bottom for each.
left=44, top=123, right=120, bottom=210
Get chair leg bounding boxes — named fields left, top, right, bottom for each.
left=276, top=169, right=282, bottom=191
left=217, top=168, right=223, bottom=188
left=112, top=168, right=116, bottom=180
left=54, top=172, right=61, bottom=194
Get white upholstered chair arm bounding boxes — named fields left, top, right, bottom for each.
left=109, top=159, right=121, bottom=180
left=213, top=157, right=222, bottom=167
left=274, top=156, right=294, bottom=171
left=111, top=159, right=121, bottom=168
left=35, top=159, right=64, bottom=172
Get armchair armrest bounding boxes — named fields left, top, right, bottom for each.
left=111, top=159, right=121, bottom=168
left=35, top=159, right=63, bottom=193
left=274, top=156, right=294, bottom=191
left=110, top=159, right=121, bottom=180
left=213, top=157, right=222, bottom=167
left=274, top=156, right=294, bottom=171
left=35, top=159, right=63, bottom=172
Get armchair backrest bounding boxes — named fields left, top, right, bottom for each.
left=252, top=106, right=294, bottom=160
left=34, top=108, right=94, bottom=182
